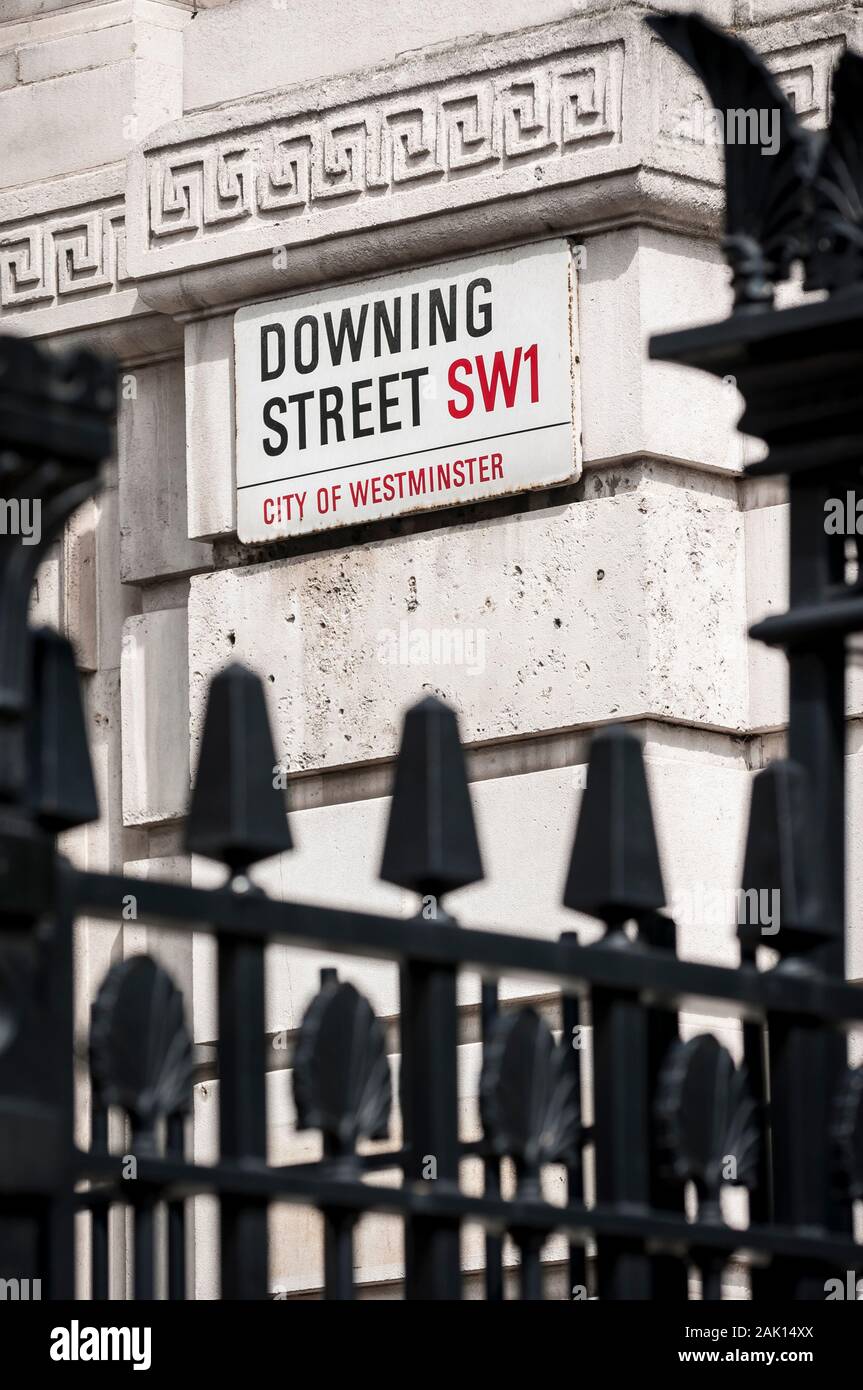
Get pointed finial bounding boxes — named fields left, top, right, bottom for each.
left=739, top=759, right=821, bottom=948
left=380, top=695, right=483, bottom=900
left=185, top=663, right=291, bottom=871
left=27, top=627, right=98, bottom=832
left=563, top=725, right=665, bottom=925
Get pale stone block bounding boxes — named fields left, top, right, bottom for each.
left=745, top=503, right=788, bottom=733
left=0, top=59, right=178, bottom=188
left=79, top=667, right=139, bottom=871
left=77, top=857, right=199, bottom=1094
left=118, top=358, right=212, bottom=582
left=94, top=483, right=141, bottom=672
left=188, top=487, right=747, bottom=780
left=121, top=608, right=190, bottom=826
left=18, top=23, right=135, bottom=83
left=579, top=228, right=738, bottom=470
left=184, top=316, right=236, bottom=540
left=184, top=0, right=585, bottom=111
left=0, top=53, right=17, bottom=91
left=182, top=0, right=734, bottom=113
left=3, top=0, right=120, bottom=17
left=63, top=496, right=98, bottom=672
left=122, top=855, right=194, bottom=1009
left=29, top=540, right=61, bottom=630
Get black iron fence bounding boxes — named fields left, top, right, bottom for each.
left=2, top=12, right=863, bottom=1300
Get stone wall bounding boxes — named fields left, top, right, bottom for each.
left=3, top=0, right=860, bottom=1298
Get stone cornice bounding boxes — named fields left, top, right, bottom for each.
left=0, top=164, right=181, bottom=357
left=0, top=8, right=850, bottom=338
left=123, top=10, right=842, bottom=316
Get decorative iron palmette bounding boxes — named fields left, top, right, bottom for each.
left=647, top=12, right=811, bottom=309
left=90, top=956, right=194, bottom=1127
left=480, top=1007, right=579, bottom=1184
left=805, top=51, right=863, bottom=293
left=648, top=13, right=863, bottom=306
left=293, top=979, right=392, bottom=1151
left=655, top=1035, right=759, bottom=1212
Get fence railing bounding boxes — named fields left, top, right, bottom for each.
left=2, top=12, right=863, bottom=1299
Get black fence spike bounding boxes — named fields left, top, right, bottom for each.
left=27, top=627, right=98, bottom=833
left=739, top=759, right=822, bottom=949
left=380, top=694, right=483, bottom=901
left=563, top=725, right=665, bottom=926
left=186, top=662, right=291, bottom=872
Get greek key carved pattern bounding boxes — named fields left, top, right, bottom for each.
left=147, top=45, right=624, bottom=245
left=654, top=35, right=841, bottom=148
left=0, top=205, right=129, bottom=314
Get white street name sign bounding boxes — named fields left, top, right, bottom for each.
left=234, top=239, right=578, bottom=541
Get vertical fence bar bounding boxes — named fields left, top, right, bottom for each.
left=90, top=1088, right=109, bottom=1300
left=184, top=663, right=291, bottom=1300
left=400, top=947, right=461, bottom=1299
left=218, top=924, right=269, bottom=1300
left=563, top=727, right=668, bottom=1299
left=480, top=979, right=504, bottom=1301
left=42, top=878, right=79, bottom=1300
left=322, top=1141, right=357, bottom=1302
left=640, top=911, right=688, bottom=1300
left=764, top=478, right=852, bottom=1297
left=739, top=943, right=771, bottom=1230
left=166, top=1113, right=186, bottom=1300
left=513, top=1201, right=544, bottom=1301
left=591, top=982, right=652, bottom=1298
left=380, top=696, right=483, bottom=1300
left=560, top=932, right=586, bottom=1301
left=131, top=1119, right=156, bottom=1300
left=316, top=969, right=357, bottom=1301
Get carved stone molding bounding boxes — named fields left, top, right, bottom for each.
left=125, top=15, right=645, bottom=313
left=125, top=12, right=849, bottom=317
left=0, top=167, right=179, bottom=358
left=144, top=42, right=624, bottom=251
left=1, top=203, right=128, bottom=310
left=1, top=11, right=852, bottom=335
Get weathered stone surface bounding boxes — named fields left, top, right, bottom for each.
left=0, top=60, right=171, bottom=188
left=122, top=855, right=194, bottom=1008
left=188, top=482, right=747, bottom=781
left=745, top=502, right=788, bottom=734
left=184, top=316, right=236, bottom=540
left=121, top=608, right=190, bottom=825
left=118, top=358, right=212, bottom=581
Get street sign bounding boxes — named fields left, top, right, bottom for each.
left=234, top=239, right=578, bottom=541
